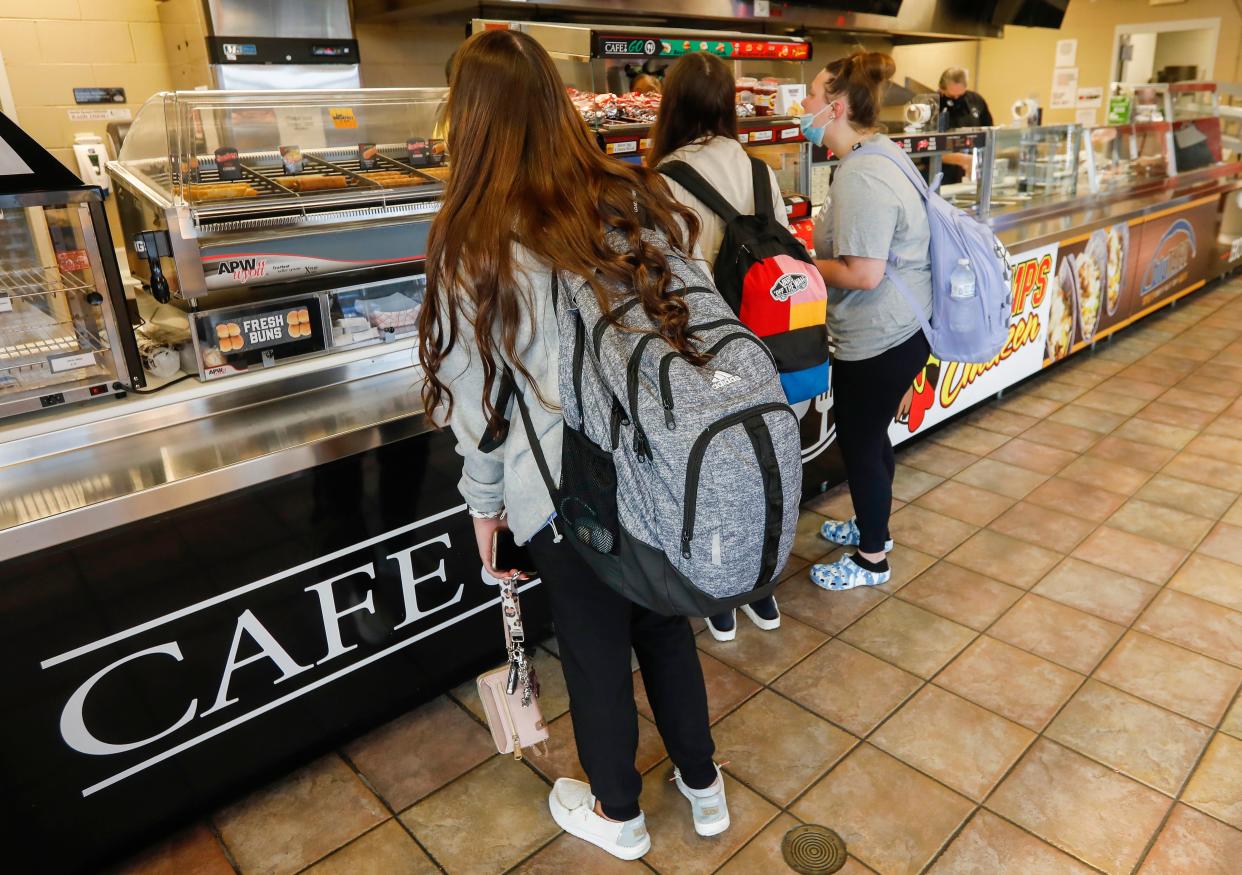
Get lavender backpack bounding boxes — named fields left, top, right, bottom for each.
left=848, top=143, right=1013, bottom=364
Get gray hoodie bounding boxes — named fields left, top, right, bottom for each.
left=434, top=246, right=563, bottom=545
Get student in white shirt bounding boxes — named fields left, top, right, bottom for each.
left=647, top=51, right=787, bottom=643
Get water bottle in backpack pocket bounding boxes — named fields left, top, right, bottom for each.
left=846, top=143, right=1013, bottom=365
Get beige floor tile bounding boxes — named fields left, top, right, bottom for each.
left=935, top=635, right=1083, bottom=730
left=987, top=740, right=1172, bottom=875
left=777, top=571, right=885, bottom=634
left=792, top=510, right=833, bottom=562
left=1033, top=557, right=1158, bottom=625
left=303, top=821, right=437, bottom=875
left=1088, top=435, right=1178, bottom=472
left=1140, top=803, right=1242, bottom=875
left=1169, top=554, right=1242, bottom=612
left=1186, top=434, right=1242, bottom=465
left=1134, top=474, right=1238, bottom=519
left=1138, top=401, right=1219, bottom=430
left=1107, top=498, right=1214, bottom=550
left=1206, top=415, right=1242, bottom=439
left=636, top=651, right=760, bottom=726
left=927, top=809, right=1095, bottom=875
left=946, top=530, right=1062, bottom=589
left=1021, top=419, right=1103, bottom=453
left=990, top=594, right=1124, bottom=674
left=1076, top=388, right=1150, bottom=417
left=345, top=696, right=497, bottom=811
left=1025, top=378, right=1090, bottom=403
left=1119, top=362, right=1184, bottom=388
left=1135, top=590, right=1242, bottom=668
left=915, top=480, right=1017, bottom=526
left=1098, top=375, right=1168, bottom=401
left=1164, top=453, right=1242, bottom=493
left=891, top=464, right=945, bottom=502
left=1161, top=386, right=1233, bottom=414
left=639, top=767, right=778, bottom=875
left=792, top=744, right=973, bottom=875
left=897, top=561, right=1023, bottom=630
left=1059, top=455, right=1153, bottom=496
left=214, top=755, right=388, bottom=875
left=399, top=757, right=559, bottom=873
left=933, top=424, right=1013, bottom=455
left=713, top=812, right=800, bottom=875
left=987, top=437, right=1079, bottom=475
left=1072, top=527, right=1188, bottom=585
left=1223, top=698, right=1242, bottom=739
left=1046, top=680, right=1212, bottom=794
left=780, top=554, right=812, bottom=582
left=874, top=544, right=938, bottom=593
left=964, top=406, right=1040, bottom=436
left=839, top=598, right=976, bottom=678
left=872, top=685, right=1034, bottom=801
left=1025, top=476, right=1129, bottom=523
left=887, top=504, right=978, bottom=557
left=1182, top=734, right=1242, bottom=829
left=1048, top=403, right=1128, bottom=434
left=1180, top=374, right=1242, bottom=400
left=954, top=458, right=1050, bottom=500
left=998, top=392, right=1065, bottom=418
left=713, top=690, right=855, bottom=804
left=989, top=501, right=1098, bottom=553
left=697, top=613, right=827, bottom=684
left=1198, top=522, right=1242, bottom=567
left=1095, top=631, right=1242, bottom=726
left=1113, top=417, right=1199, bottom=450
left=802, top=484, right=856, bottom=520
left=1227, top=496, right=1242, bottom=526
left=899, top=440, right=979, bottom=478
left=773, top=639, right=921, bottom=736
left=111, top=823, right=235, bottom=875
left=511, top=832, right=647, bottom=874
left=527, top=710, right=666, bottom=786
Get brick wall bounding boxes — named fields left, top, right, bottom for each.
left=0, top=0, right=171, bottom=171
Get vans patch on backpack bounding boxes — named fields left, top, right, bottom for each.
left=769, top=272, right=809, bottom=302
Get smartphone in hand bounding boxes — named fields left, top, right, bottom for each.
left=491, top=528, right=537, bottom=577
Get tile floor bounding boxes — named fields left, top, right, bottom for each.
left=115, top=280, right=1242, bottom=874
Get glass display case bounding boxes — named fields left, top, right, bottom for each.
left=1082, top=122, right=1173, bottom=194
left=982, top=124, right=1081, bottom=216
left=0, top=113, right=138, bottom=419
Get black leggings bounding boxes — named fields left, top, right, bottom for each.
left=832, top=331, right=931, bottom=553
left=525, top=526, right=717, bottom=821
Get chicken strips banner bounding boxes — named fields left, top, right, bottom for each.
left=889, top=241, right=1059, bottom=445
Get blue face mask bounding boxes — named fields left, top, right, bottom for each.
left=798, top=104, right=834, bottom=147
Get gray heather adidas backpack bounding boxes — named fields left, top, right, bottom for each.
left=491, top=229, right=802, bottom=617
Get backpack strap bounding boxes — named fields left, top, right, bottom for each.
left=748, top=155, right=776, bottom=222
left=507, top=363, right=560, bottom=503
left=658, top=160, right=741, bottom=223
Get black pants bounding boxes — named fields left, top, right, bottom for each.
left=526, top=526, right=717, bottom=821
left=832, top=331, right=931, bottom=553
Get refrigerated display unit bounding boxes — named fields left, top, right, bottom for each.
left=0, top=113, right=140, bottom=420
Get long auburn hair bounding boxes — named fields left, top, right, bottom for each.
left=418, top=29, right=703, bottom=424
left=646, top=52, right=738, bottom=168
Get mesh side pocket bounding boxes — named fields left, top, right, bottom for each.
left=559, top=425, right=620, bottom=555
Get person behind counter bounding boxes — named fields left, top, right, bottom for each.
left=801, top=51, right=932, bottom=591
left=645, top=51, right=785, bottom=643
left=938, top=67, right=993, bottom=185
left=418, top=28, right=729, bottom=862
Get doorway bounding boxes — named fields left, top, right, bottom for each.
left=1112, top=18, right=1220, bottom=85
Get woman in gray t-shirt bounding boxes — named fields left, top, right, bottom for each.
left=799, top=51, right=933, bottom=592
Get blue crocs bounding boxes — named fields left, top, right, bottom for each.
left=819, top=516, right=894, bottom=552
left=810, top=554, right=891, bottom=591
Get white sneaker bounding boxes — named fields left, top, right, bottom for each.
left=706, top=610, right=737, bottom=642
left=740, top=596, right=781, bottom=631
left=673, top=765, right=730, bottom=837
left=548, top=778, right=651, bottom=861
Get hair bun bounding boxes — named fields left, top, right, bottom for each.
left=860, top=52, right=896, bottom=85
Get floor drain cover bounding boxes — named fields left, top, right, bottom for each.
left=781, top=824, right=848, bottom=874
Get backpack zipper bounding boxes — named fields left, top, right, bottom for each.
left=626, top=317, right=741, bottom=439
left=591, top=287, right=716, bottom=359
left=657, top=332, right=774, bottom=429
left=680, top=402, right=795, bottom=558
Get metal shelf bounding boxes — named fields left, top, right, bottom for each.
left=0, top=266, right=92, bottom=301
left=0, top=319, right=107, bottom=372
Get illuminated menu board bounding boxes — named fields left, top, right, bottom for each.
left=595, top=35, right=811, bottom=62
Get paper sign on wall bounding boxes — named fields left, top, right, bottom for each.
left=1056, top=39, right=1077, bottom=67
left=1076, top=109, right=1098, bottom=127
left=1076, top=86, right=1104, bottom=109
left=1051, top=67, right=1079, bottom=109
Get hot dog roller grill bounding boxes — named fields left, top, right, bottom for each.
left=108, top=88, right=448, bottom=380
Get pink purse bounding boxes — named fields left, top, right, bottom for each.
left=476, top=574, right=548, bottom=759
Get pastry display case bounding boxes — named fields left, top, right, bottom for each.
left=0, top=113, right=139, bottom=420
left=108, top=88, right=446, bottom=380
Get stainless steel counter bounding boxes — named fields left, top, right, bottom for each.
left=0, top=346, right=430, bottom=562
